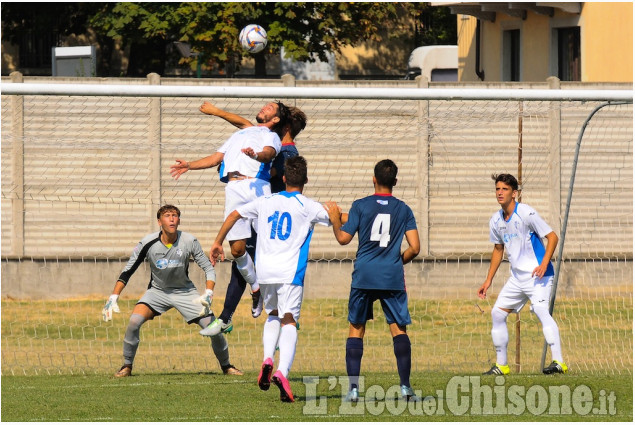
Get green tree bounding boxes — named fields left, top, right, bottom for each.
left=89, top=2, right=450, bottom=77
left=2, top=2, right=456, bottom=77
left=178, top=2, right=435, bottom=76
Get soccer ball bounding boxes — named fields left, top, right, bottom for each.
left=239, top=24, right=268, bottom=54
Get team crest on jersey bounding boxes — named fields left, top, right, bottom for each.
left=156, top=258, right=181, bottom=269
left=376, top=200, right=388, bottom=205
left=176, top=248, right=183, bottom=257
left=503, top=233, right=519, bottom=244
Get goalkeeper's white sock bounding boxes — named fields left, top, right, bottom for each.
left=262, top=315, right=281, bottom=360
left=491, top=307, right=509, bottom=366
left=276, top=323, right=297, bottom=378
left=533, top=305, right=564, bottom=363
left=234, top=252, right=259, bottom=292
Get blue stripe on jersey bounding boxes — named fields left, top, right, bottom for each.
left=278, top=191, right=304, bottom=206
left=292, top=228, right=314, bottom=286
left=529, top=231, right=554, bottom=276
left=219, top=161, right=227, bottom=183
left=255, top=161, right=271, bottom=181
left=505, top=202, right=519, bottom=223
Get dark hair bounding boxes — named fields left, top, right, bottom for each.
left=157, top=204, right=181, bottom=219
left=287, top=106, right=307, bottom=139
left=272, top=101, right=291, bottom=137
left=284, top=156, right=308, bottom=187
left=374, top=159, right=398, bottom=188
left=492, top=173, right=519, bottom=191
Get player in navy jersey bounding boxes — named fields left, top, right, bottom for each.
left=101, top=205, right=242, bottom=377
left=170, top=101, right=290, bottom=320
left=197, top=101, right=307, bottom=337
left=478, top=173, right=567, bottom=375
left=206, top=157, right=330, bottom=402
left=325, top=159, right=421, bottom=402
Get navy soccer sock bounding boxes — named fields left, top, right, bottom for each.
left=218, top=262, right=247, bottom=324
left=346, top=337, right=364, bottom=390
left=219, top=230, right=256, bottom=324
left=393, top=334, right=411, bottom=388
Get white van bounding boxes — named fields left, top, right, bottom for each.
left=405, top=45, right=458, bottom=81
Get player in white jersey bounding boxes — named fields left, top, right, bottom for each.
left=101, top=205, right=242, bottom=377
left=477, top=174, right=567, bottom=375
left=198, top=102, right=307, bottom=334
left=204, top=156, right=331, bottom=402
left=170, top=101, right=290, bottom=318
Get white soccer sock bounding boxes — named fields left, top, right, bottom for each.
left=533, top=305, right=564, bottom=363
left=234, top=252, right=259, bottom=291
left=491, top=307, right=509, bottom=366
left=276, top=323, right=298, bottom=377
left=263, top=315, right=281, bottom=361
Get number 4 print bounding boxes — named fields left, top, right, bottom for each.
left=370, top=213, right=390, bottom=247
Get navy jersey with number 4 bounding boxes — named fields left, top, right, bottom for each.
left=341, top=194, right=417, bottom=290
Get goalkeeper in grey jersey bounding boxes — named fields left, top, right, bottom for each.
left=102, top=204, right=242, bottom=377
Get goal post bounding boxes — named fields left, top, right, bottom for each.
left=540, top=100, right=633, bottom=371
left=0, top=77, right=632, bottom=376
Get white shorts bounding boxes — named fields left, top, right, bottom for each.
left=224, top=178, right=271, bottom=241
left=261, top=283, right=304, bottom=321
left=493, top=275, right=554, bottom=313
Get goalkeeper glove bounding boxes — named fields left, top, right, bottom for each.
left=102, top=294, right=120, bottom=322
left=194, top=289, right=213, bottom=316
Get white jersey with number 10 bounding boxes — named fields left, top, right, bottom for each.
left=237, top=191, right=331, bottom=286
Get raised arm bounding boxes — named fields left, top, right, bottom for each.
left=241, top=146, right=277, bottom=163
left=170, top=152, right=224, bottom=180
left=200, top=101, right=253, bottom=129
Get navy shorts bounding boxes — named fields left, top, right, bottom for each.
left=348, top=287, right=411, bottom=326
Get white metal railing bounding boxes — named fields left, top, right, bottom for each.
left=1, top=82, right=632, bottom=101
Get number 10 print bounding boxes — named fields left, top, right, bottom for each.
left=268, top=211, right=293, bottom=241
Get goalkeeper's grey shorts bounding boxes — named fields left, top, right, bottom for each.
left=137, top=285, right=211, bottom=324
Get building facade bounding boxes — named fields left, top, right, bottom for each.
left=437, top=2, right=632, bottom=82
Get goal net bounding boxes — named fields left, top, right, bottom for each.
left=1, top=79, right=632, bottom=376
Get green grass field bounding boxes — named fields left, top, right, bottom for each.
left=2, top=297, right=632, bottom=421
left=1, top=371, right=632, bottom=421
left=2, top=297, right=632, bottom=376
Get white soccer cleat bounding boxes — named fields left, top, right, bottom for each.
left=199, top=318, right=233, bottom=337
left=401, top=385, right=422, bottom=402
left=345, top=387, right=359, bottom=402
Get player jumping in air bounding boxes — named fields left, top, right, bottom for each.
left=170, top=101, right=290, bottom=320
left=477, top=173, right=567, bottom=375
left=197, top=101, right=307, bottom=336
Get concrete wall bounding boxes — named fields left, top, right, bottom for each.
left=1, top=75, right=632, bottom=299
left=2, top=257, right=631, bottom=300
